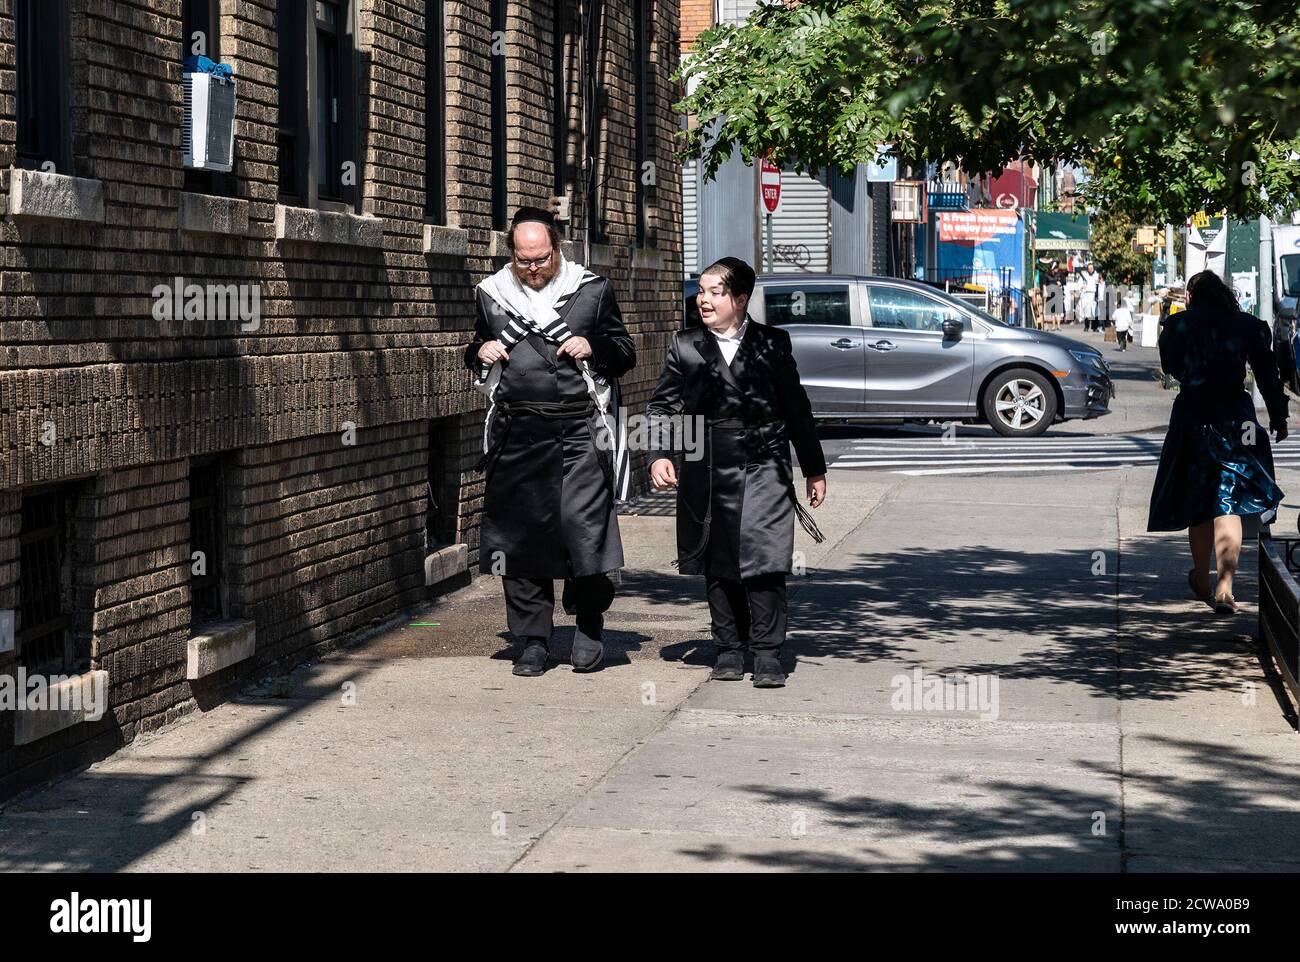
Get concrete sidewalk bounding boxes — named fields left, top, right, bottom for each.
left=2, top=464, right=1298, bottom=871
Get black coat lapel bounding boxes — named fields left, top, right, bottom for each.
left=728, top=319, right=761, bottom=382
left=694, top=327, right=742, bottom=391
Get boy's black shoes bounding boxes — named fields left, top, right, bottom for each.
left=512, top=641, right=549, bottom=677
left=752, top=655, right=787, bottom=688
left=710, top=650, right=745, bottom=681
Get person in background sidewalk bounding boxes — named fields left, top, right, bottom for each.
left=1080, top=263, right=1100, bottom=330
left=1112, top=295, right=1135, bottom=350
left=1148, top=270, right=1289, bottom=615
left=646, top=257, right=827, bottom=689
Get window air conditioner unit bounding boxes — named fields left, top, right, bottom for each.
left=183, top=71, right=236, bottom=172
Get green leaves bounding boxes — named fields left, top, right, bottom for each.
left=677, top=0, right=1300, bottom=220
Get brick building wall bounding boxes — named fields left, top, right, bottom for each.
left=680, top=0, right=712, bottom=49
left=0, top=0, right=683, bottom=799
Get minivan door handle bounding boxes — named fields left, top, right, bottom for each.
left=869, top=339, right=897, bottom=352
left=829, top=337, right=857, bottom=350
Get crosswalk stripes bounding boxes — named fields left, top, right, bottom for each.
left=830, top=432, right=1300, bottom=476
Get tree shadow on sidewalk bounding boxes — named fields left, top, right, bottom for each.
left=671, top=728, right=1300, bottom=871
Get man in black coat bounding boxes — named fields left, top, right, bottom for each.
left=646, top=257, right=827, bottom=688
left=465, top=207, right=635, bottom=676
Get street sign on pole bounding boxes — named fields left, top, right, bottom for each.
left=759, top=158, right=782, bottom=216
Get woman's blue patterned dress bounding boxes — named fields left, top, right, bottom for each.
left=1148, top=305, right=1289, bottom=531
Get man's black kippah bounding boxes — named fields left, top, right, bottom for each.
left=511, top=205, right=556, bottom=229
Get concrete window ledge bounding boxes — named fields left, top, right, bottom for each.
left=489, top=230, right=512, bottom=258
left=425, top=543, right=468, bottom=587
left=632, top=246, right=665, bottom=271
left=6, top=168, right=105, bottom=225
left=13, top=670, right=110, bottom=746
left=424, top=223, right=470, bottom=256
left=588, top=243, right=624, bottom=269
left=275, top=204, right=383, bottom=248
left=187, top=618, right=256, bottom=681
left=181, top=192, right=252, bottom=236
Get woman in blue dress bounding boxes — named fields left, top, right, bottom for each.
left=1149, top=270, right=1290, bottom=613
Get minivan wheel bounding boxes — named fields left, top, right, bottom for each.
left=982, top=369, right=1057, bottom=437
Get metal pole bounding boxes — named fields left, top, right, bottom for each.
left=765, top=212, right=773, bottom=274
left=1260, top=214, right=1274, bottom=324
left=1165, top=223, right=1176, bottom=287
left=1257, top=215, right=1274, bottom=411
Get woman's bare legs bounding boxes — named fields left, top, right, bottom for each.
left=1213, top=514, right=1243, bottom=600
left=1188, top=521, right=1214, bottom=596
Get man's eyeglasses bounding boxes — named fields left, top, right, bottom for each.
left=513, top=251, right=554, bottom=270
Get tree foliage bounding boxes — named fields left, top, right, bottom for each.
left=676, top=0, right=1300, bottom=221
left=1089, top=209, right=1155, bottom=283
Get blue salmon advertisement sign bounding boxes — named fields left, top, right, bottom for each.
left=935, top=209, right=1025, bottom=289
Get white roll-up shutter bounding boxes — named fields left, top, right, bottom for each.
left=766, top=169, right=830, bottom=274
left=720, top=1, right=770, bottom=24
left=682, top=158, right=699, bottom=277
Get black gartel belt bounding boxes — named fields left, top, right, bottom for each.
left=476, top=396, right=596, bottom=475
left=672, top=416, right=825, bottom=569
left=708, top=417, right=764, bottom=429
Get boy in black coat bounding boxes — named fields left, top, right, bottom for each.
left=646, top=257, right=827, bottom=687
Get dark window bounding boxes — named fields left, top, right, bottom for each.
left=182, top=0, right=219, bottom=61
left=182, top=0, right=235, bottom=196
left=278, top=0, right=357, bottom=208
left=315, top=0, right=342, bottom=200
left=551, top=0, right=566, bottom=197
left=15, top=0, right=70, bottom=173
left=17, top=485, right=87, bottom=676
left=424, top=0, right=446, bottom=222
left=632, top=0, right=648, bottom=246
left=277, top=0, right=308, bottom=200
left=867, top=286, right=964, bottom=332
left=189, top=460, right=226, bottom=624
left=582, top=2, right=604, bottom=243
left=489, top=0, right=507, bottom=231
left=425, top=423, right=458, bottom=551
left=765, top=286, right=853, bottom=327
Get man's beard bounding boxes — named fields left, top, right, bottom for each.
left=514, top=259, right=560, bottom=290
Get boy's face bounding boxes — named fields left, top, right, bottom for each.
left=697, top=272, right=748, bottom=330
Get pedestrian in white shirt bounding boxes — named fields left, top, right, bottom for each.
left=1113, top=296, right=1135, bottom=351
left=1081, top=264, right=1100, bottom=331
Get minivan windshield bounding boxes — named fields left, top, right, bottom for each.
left=1280, top=254, right=1300, bottom=297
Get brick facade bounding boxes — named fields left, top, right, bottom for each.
left=680, top=0, right=712, bottom=49
left=0, top=0, right=683, bottom=798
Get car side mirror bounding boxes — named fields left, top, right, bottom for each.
left=942, top=319, right=963, bottom=341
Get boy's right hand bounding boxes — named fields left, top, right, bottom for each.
left=650, top=458, right=677, bottom=489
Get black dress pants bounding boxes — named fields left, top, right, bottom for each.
left=705, top=572, right=787, bottom=654
left=503, top=573, right=615, bottom=644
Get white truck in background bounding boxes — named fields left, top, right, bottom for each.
left=1271, top=221, right=1300, bottom=395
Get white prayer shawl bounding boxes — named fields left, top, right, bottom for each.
left=474, top=257, right=630, bottom=500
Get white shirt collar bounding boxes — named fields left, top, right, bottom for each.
left=709, top=316, right=749, bottom=342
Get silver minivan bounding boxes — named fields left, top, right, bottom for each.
left=684, top=274, right=1113, bottom=437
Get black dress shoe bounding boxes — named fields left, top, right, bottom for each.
left=710, top=650, right=745, bottom=681
left=570, top=620, right=604, bottom=672
left=752, top=655, right=787, bottom=688
left=512, top=642, right=548, bottom=677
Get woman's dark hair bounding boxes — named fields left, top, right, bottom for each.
left=699, top=256, right=756, bottom=300
left=1187, top=270, right=1239, bottom=314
